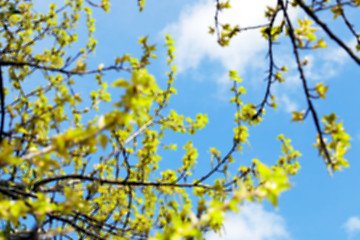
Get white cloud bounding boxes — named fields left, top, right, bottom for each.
left=161, top=0, right=353, bottom=88
left=343, top=217, right=360, bottom=239
left=160, top=0, right=353, bottom=115
left=206, top=202, right=290, bottom=240
left=281, top=38, right=354, bottom=85
left=162, top=0, right=279, bottom=74
left=304, top=46, right=348, bottom=81
left=279, top=95, right=298, bottom=113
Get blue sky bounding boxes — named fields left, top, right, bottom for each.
left=62, top=0, right=360, bottom=239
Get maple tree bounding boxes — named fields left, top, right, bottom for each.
left=0, top=0, right=354, bottom=239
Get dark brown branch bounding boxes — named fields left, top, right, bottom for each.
left=296, top=0, right=360, bottom=65
left=336, top=0, right=359, bottom=39
left=214, top=0, right=221, bottom=40
left=312, top=1, right=354, bottom=12
left=195, top=80, right=242, bottom=185
left=73, top=210, right=127, bottom=233
left=224, top=162, right=256, bottom=190
left=0, top=60, right=130, bottom=76
left=281, top=0, right=334, bottom=170
left=195, top=143, right=237, bottom=185
left=122, top=187, right=133, bottom=233
left=0, top=64, right=5, bottom=142
left=32, top=174, right=209, bottom=191
left=85, top=0, right=103, bottom=8
left=253, top=5, right=281, bottom=119
left=0, top=186, right=20, bottom=199
left=49, top=214, right=106, bottom=240
left=239, top=23, right=271, bottom=32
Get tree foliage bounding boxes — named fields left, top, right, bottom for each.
left=0, top=0, right=355, bottom=239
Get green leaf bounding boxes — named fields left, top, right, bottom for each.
left=291, top=111, right=304, bottom=122
left=315, top=82, right=328, bottom=99
left=112, top=79, right=129, bottom=88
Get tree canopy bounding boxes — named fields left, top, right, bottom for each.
left=0, top=0, right=356, bottom=239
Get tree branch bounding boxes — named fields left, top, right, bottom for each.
left=281, top=0, right=334, bottom=173
left=296, top=0, right=360, bottom=65
left=49, top=214, right=106, bottom=240
left=33, top=174, right=209, bottom=191
left=0, top=64, right=5, bottom=142
left=0, top=60, right=131, bottom=76
left=253, top=5, right=281, bottom=119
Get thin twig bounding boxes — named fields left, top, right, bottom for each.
left=0, top=64, right=5, bottom=142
